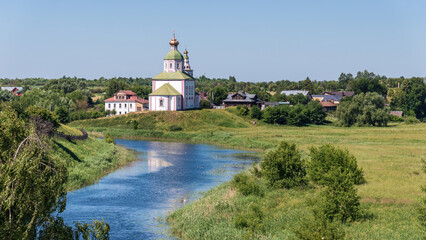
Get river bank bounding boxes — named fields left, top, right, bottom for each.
left=68, top=110, right=426, bottom=239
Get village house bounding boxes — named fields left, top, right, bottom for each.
left=149, top=34, right=200, bottom=111
left=1, top=87, right=23, bottom=96
left=105, top=90, right=149, bottom=115
left=223, top=92, right=262, bottom=108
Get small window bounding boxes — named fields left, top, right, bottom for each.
left=170, top=63, right=172, bottom=68
left=114, top=104, right=116, bottom=107
left=125, top=104, right=127, bottom=108
left=160, top=99, right=164, bottom=107
left=177, top=63, right=179, bottom=68
left=119, top=104, right=121, bottom=108
left=119, top=112, right=121, bottom=114
left=137, top=107, right=141, bottom=111
left=130, top=104, right=132, bottom=108
left=108, top=104, right=111, bottom=108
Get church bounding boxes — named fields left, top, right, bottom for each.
left=149, top=35, right=200, bottom=111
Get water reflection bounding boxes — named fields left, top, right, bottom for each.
left=61, top=139, right=258, bottom=239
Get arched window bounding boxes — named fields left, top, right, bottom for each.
left=177, top=63, right=179, bottom=68
left=170, top=63, right=172, bottom=68
left=160, top=99, right=164, bottom=107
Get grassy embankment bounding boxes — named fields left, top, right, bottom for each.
left=54, top=124, right=137, bottom=191
left=69, top=109, right=426, bottom=239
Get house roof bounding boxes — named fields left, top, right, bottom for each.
left=152, top=71, right=194, bottom=80
left=116, top=90, right=137, bottom=96
left=105, top=96, right=149, bottom=104
left=280, top=90, right=310, bottom=96
left=1, top=87, right=23, bottom=92
left=149, top=83, right=181, bottom=96
left=389, top=111, right=403, bottom=117
left=164, top=49, right=183, bottom=60
left=323, top=91, right=354, bottom=97
left=223, top=92, right=261, bottom=103
left=312, top=94, right=342, bottom=102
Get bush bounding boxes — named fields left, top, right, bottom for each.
left=131, top=120, right=138, bottom=130
left=232, top=173, right=264, bottom=197
left=236, top=105, right=249, bottom=116
left=249, top=105, right=262, bottom=119
left=308, top=144, right=365, bottom=186
left=103, top=133, right=115, bottom=144
left=260, top=141, right=306, bottom=188
left=405, top=116, right=420, bottom=124
left=262, top=105, right=289, bottom=125
left=169, top=124, right=183, bottom=131
left=199, top=99, right=210, bottom=109
left=389, top=114, right=404, bottom=122
left=296, top=210, right=344, bottom=240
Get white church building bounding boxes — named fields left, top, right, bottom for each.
left=149, top=35, right=199, bottom=111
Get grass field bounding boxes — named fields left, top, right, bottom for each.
left=69, top=109, right=426, bottom=239
left=53, top=125, right=137, bottom=190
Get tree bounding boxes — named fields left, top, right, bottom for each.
left=131, top=85, right=152, bottom=99
left=106, top=79, right=129, bottom=98
left=302, top=77, right=313, bottom=93
left=0, top=89, right=13, bottom=102
left=306, top=101, right=326, bottom=124
left=199, top=99, right=210, bottom=109
left=338, top=73, right=354, bottom=90
left=350, top=70, right=387, bottom=95
left=249, top=105, right=262, bottom=119
left=336, top=92, right=389, bottom=127
left=260, top=141, right=306, bottom=188
left=308, top=144, right=365, bottom=186
left=400, top=77, right=426, bottom=120
left=209, top=86, right=228, bottom=106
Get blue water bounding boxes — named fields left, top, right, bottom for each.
left=60, top=139, right=257, bottom=239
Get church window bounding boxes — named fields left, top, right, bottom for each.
left=125, top=104, right=127, bottom=108
left=170, top=63, right=172, bottom=68
left=160, top=99, right=163, bottom=107
left=130, top=104, right=132, bottom=108
left=177, top=63, right=179, bottom=68
left=119, top=104, right=121, bottom=108
left=114, top=104, right=116, bottom=108
left=108, top=104, right=111, bottom=108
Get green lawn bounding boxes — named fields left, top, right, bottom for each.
left=69, top=109, right=426, bottom=239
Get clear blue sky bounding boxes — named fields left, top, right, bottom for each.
left=1, top=0, right=425, bottom=82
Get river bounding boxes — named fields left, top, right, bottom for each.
left=60, top=139, right=258, bottom=239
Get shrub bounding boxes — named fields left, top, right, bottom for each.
left=199, top=99, right=210, bottom=109
left=260, top=141, right=306, bottom=188
left=103, top=133, right=115, bottom=144
left=131, top=120, right=138, bottom=130
left=389, top=114, right=404, bottom=122
left=262, top=105, right=289, bottom=125
left=249, top=105, right=262, bottom=119
left=169, top=124, right=183, bottom=131
left=405, top=116, right=420, bottom=124
left=296, top=210, right=344, bottom=240
left=232, top=173, right=264, bottom=197
left=236, top=105, right=249, bottom=116
left=319, top=171, right=362, bottom=223
left=308, top=144, right=365, bottom=186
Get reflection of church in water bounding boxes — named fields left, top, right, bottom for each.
left=149, top=34, right=200, bottom=111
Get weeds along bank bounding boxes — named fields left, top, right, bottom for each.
left=69, top=109, right=426, bottom=239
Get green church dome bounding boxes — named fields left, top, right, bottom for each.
left=164, top=49, right=183, bottom=60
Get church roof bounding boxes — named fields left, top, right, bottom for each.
left=149, top=83, right=181, bottom=96
left=152, top=70, right=194, bottom=80
left=164, top=49, right=183, bottom=60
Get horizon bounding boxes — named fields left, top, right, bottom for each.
left=1, top=1, right=425, bottom=82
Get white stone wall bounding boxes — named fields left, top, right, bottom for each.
left=105, top=101, right=136, bottom=115
left=164, top=59, right=184, bottom=72
left=149, top=96, right=179, bottom=111
left=154, top=80, right=184, bottom=95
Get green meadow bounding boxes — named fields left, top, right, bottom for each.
left=69, top=109, right=426, bottom=239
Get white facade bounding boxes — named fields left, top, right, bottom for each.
left=105, top=101, right=136, bottom=115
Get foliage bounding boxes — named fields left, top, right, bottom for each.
left=308, top=144, right=365, bottom=185
left=104, top=133, right=115, bottom=144
left=199, top=99, right=210, bottom=109
left=55, top=106, right=70, bottom=123
left=350, top=70, right=387, bottom=95
left=405, top=116, right=420, bottom=124
left=249, top=105, right=262, bottom=119
left=39, top=218, right=110, bottom=240
left=209, top=86, right=228, bottom=106
left=105, top=79, right=129, bottom=98
left=131, top=85, right=151, bottom=99
left=233, top=203, right=265, bottom=234
left=392, top=77, right=426, bottom=120
left=336, top=92, right=389, bottom=127
left=232, top=172, right=264, bottom=197
left=0, top=106, right=67, bottom=239
left=0, top=89, right=13, bottom=102
left=262, top=103, right=325, bottom=126
left=236, top=105, right=249, bottom=116
left=260, top=141, right=306, bottom=188
left=296, top=209, right=344, bottom=240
